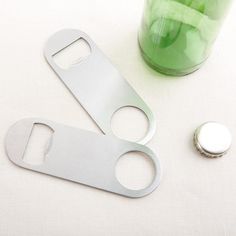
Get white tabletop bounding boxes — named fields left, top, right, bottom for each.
left=0, top=0, right=236, bottom=235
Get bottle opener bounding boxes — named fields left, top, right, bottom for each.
left=44, top=29, right=156, bottom=144
left=5, top=118, right=161, bottom=198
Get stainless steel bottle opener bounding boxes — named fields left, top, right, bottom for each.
left=5, top=118, right=161, bottom=198
left=44, top=29, right=156, bottom=144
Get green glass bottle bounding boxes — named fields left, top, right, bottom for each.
left=139, top=0, right=232, bottom=76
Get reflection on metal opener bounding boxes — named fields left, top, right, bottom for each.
left=44, top=29, right=156, bottom=144
left=5, top=118, right=161, bottom=198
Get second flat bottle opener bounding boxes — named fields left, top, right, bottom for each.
left=44, top=29, right=156, bottom=144
left=5, top=118, right=161, bottom=198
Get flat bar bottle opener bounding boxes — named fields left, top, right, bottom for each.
left=5, top=118, right=161, bottom=198
left=44, top=29, right=156, bottom=144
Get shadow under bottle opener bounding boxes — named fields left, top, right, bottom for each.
left=5, top=118, right=161, bottom=198
left=44, top=29, right=156, bottom=145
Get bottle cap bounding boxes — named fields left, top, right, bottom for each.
left=194, top=122, right=232, bottom=158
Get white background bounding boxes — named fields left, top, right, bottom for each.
left=0, top=0, right=236, bottom=235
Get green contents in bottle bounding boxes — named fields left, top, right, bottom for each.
left=139, top=0, right=232, bottom=76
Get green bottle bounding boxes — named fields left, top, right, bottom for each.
left=139, top=0, right=232, bottom=76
